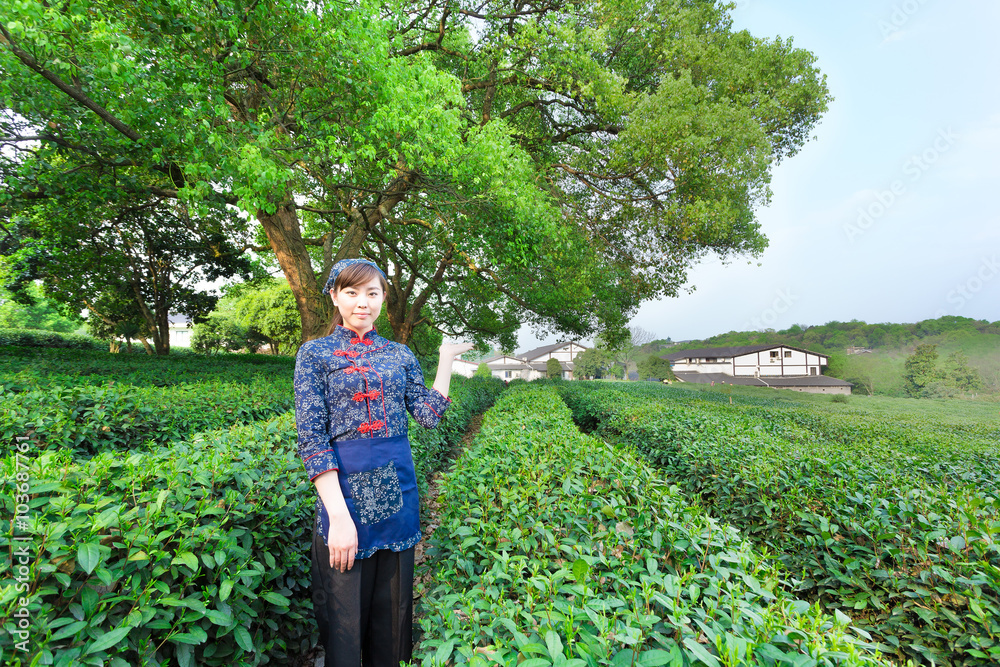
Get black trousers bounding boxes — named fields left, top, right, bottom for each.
left=311, top=525, right=415, bottom=667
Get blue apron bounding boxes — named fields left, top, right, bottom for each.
left=316, top=434, right=420, bottom=556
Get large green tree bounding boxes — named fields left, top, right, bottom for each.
left=228, top=279, right=302, bottom=355
left=944, top=350, right=984, bottom=393
left=903, top=343, right=943, bottom=397
left=637, top=355, right=676, bottom=382
left=574, top=346, right=613, bottom=379
left=1, top=191, right=257, bottom=354
left=0, top=281, right=81, bottom=332
left=1, top=0, right=831, bottom=346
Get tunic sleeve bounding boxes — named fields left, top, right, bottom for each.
left=402, top=347, right=451, bottom=429
left=294, top=345, right=339, bottom=481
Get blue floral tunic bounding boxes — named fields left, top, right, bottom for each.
left=294, top=324, right=451, bottom=558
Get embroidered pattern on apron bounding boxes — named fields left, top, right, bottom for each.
left=346, top=460, right=404, bottom=525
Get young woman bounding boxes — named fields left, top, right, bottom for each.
left=293, top=258, right=473, bottom=666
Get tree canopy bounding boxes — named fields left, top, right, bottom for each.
left=1, top=190, right=257, bottom=353
left=0, top=281, right=81, bottom=332
left=1, top=0, right=832, bottom=348
left=637, top=355, right=676, bottom=382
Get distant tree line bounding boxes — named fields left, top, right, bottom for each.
left=669, top=316, right=1000, bottom=354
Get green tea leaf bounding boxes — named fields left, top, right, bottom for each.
left=77, top=543, right=101, bottom=575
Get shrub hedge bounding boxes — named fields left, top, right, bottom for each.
left=0, top=329, right=105, bottom=351
left=2, top=379, right=294, bottom=457
left=413, top=384, right=890, bottom=667
left=0, top=347, right=294, bottom=392
left=557, top=381, right=1000, bottom=666
left=408, top=376, right=507, bottom=496
left=0, top=375, right=505, bottom=666
left=1, top=414, right=311, bottom=667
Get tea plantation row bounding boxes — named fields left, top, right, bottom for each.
left=1, top=346, right=294, bottom=391
left=413, top=384, right=891, bottom=667
left=0, top=371, right=505, bottom=666
left=1, top=347, right=299, bottom=457
left=556, top=381, right=1000, bottom=666
left=2, top=377, right=295, bottom=457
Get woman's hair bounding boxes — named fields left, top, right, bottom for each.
left=325, top=262, right=389, bottom=335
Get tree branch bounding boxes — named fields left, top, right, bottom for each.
left=0, top=24, right=141, bottom=141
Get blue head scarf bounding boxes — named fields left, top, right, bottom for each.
left=323, top=258, right=388, bottom=295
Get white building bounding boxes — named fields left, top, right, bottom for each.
left=483, top=341, right=589, bottom=381
left=483, top=354, right=532, bottom=381
left=168, top=314, right=193, bottom=348
left=664, top=344, right=852, bottom=395
left=450, top=357, right=481, bottom=378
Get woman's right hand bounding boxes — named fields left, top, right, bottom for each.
left=328, top=511, right=358, bottom=572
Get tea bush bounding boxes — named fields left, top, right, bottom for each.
left=558, top=382, right=1000, bottom=666
left=1, top=378, right=294, bottom=456
left=0, top=329, right=104, bottom=350
left=0, top=375, right=505, bottom=666
left=1, top=414, right=312, bottom=667
left=414, top=384, right=890, bottom=667
left=0, top=346, right=294, bottom=392
left=408, top=376, right=507, bottom=496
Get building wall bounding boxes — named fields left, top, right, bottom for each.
left=733, top=348, right=827, bottom=377
left=452, top=360, right=479, bottom=378
left=529, top=342, right=587, bottom=364
left=482, top=343, right=588, bottom=381
left=485, top=355, right=529, bottom=381
left=673, top=347, right=829, bottom=378
left=670, top=359, right=731, bottom=373
left=493, top=368, right=529, bottom=381
left=169, top=326, right=193, bottom=348
left=486, top=355, right=523, bottom=368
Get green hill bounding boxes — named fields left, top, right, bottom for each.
left=648, top=315, right=1000, bottom=398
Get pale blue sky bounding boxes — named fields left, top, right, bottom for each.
left=518, top=0, right=1000, bottom=349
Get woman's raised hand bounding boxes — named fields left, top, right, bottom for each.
left=432, top=342, right=477, bottom=399
left=439, top=342, right=475, bottom=358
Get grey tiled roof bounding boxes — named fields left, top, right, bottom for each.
left=518, top=340, right=589, bottom=361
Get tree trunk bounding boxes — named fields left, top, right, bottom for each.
left=386, top=296, right=413, bottom=344
left=155, top=307, right=170, bottom=355
left=138, top=336, right=154, bottom=355
left=129, top=278, right=169, bottom=355
left=392, top=318, right=414, bottom=345
left=384, top=248, right=449, bottom=345
left=257, top=165, right=415, bottom=345
left=257, top=203, right=333, bottom=343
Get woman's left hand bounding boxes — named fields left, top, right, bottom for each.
left=440, top=342, right=475, bottom=358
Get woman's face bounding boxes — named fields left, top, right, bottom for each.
left=333, top=277, right=385, bottom=335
